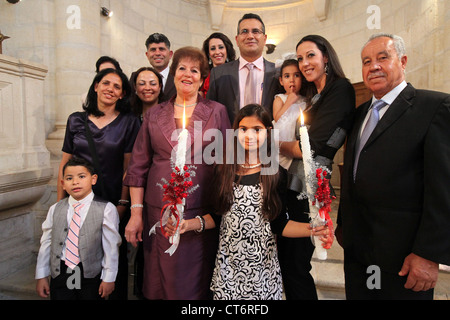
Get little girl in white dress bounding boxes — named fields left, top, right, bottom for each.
left=272, top=59, right=306, bottom=170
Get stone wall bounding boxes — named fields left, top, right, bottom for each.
left=1, top=0, right=447, bottom=141
left=0, top=55, right=52, bottom=278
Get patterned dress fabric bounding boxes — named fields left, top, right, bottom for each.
left=210, top=172, right=283, bottom=300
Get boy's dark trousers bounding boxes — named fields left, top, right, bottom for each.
left=50, top=261, right=102, bottom=300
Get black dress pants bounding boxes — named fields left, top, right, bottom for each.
left=50, top=261, right=102, bottom=300
left=344, top=250, right=434, bottom=300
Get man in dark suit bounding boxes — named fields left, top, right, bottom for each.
left=145, top=33, right=176, bottom=101
left=207, top=13, right=278, bottom=123
left=338, top=33, right=450, bottom=299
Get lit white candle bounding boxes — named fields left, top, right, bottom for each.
left=299, top=111, right=315, bottom=199
left=165, top=100, right=189, bottom=255
left=175, top=100, right=188, bottom=172
left=299, top=110, right=327, bottom=260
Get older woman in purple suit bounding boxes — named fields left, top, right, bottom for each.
left=124, top=47, right=231, bottom=300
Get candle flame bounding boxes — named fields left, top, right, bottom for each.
left=300, top=110, right=305, bottom=126
left=182, top=99, right=186, bottom=129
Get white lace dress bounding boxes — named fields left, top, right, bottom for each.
left=210, top=172, right=283, bottom=300
left=272, top=93, right=306, bottom=169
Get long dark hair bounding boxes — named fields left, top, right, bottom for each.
left=296, top=35, right=347, bottom=101
left=202, top=32, right=236, bottom=69
left=129, top=67, right=163, bottom=116
left=212, top=104, right=281, bottom=221
left=83, top=68, right=131, bottom=117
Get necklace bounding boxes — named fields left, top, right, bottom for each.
left=174, top=102, right=197, bottom=108
left=240, top=163, right=262, bottom=169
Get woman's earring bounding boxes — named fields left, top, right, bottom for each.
left=324, top=63, right=329, bottom=75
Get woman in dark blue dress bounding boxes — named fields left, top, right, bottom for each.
left=57, top=68, right=141, bottom=299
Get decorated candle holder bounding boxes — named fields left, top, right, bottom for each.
left=298, top=111, right=335, bottom=260
left=149, top=100, right=199, bottom=256
left=151, top=164, right=198, bottom=255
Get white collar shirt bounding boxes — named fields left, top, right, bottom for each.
left=35, top=191, right=121, bottom=282
left=359, top=80, right=407, bottom=137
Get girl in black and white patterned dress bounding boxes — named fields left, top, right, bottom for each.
left=210, top=168, right=284, bottom=299
left=165, top=104, right=330, bottom=300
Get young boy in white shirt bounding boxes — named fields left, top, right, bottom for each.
left=35, top=157, right=121, bottom=299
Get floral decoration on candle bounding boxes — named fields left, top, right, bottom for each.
left=149, top=100, right=198, bottom=255
left=298, top=110, right=335, bottom=260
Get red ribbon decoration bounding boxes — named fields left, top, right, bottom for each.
left=313, top=168, right=335, bottom=249
left=159, top=201, right=181, bottom=239
left=159, top=165, right=193, bottom=239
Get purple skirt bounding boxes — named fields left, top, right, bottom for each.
left=142, top=205, right=218, bottom=300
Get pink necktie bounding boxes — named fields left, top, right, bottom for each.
left=244, top=63, right=257, bottom=106
left=65, top=202, right=84, bottom=270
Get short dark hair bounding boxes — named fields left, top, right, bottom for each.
left=95, top=56, right=122, bottom=73
left=63, top=157, right=95, bottom=176
left=237, top=13, right=265, bottom=35
left=169, top=46, right=209, bottom=80
left=145, top=33, right=171, bottom=50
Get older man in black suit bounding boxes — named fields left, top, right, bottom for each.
left=338, top=33, right=450, bottom=299
left=207, top=13, right=278, bottom=123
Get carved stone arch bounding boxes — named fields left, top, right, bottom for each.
left=313, top=0, right=329, bottom=21
left=208, top=0, right=226, bottom=30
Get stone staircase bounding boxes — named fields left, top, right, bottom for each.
left=1, top=190, right=449, bottom=300
left=2, top=244, right=448, bottom=300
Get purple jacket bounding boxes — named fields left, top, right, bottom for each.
left=124, top=95, right=231, bottom=211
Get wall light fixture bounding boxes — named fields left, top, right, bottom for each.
left=101, top=7, right=113, bottom=18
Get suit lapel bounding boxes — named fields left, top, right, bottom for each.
left=164, top=74, right=175, bottom=96
left=364, top=84, right=415, bottom=148
left=230, top=60, right=240, bottom=111
left=155, top=95, right=214, bottom=150
left=348, top=100, right=371, bottom=162
left=186, top=95, right=213, bottom=149
left=262, top=59, right=275, bottom=107
left=156, top=99, right=177, bottom=148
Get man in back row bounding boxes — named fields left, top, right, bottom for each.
left=207, top=13, right=278, bottom=123
left=145, top=32, right=176, bottom=101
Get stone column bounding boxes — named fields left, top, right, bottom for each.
left=0, top=55, right=52, bottom=279
left=46, top=0, right=101, bottom=172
